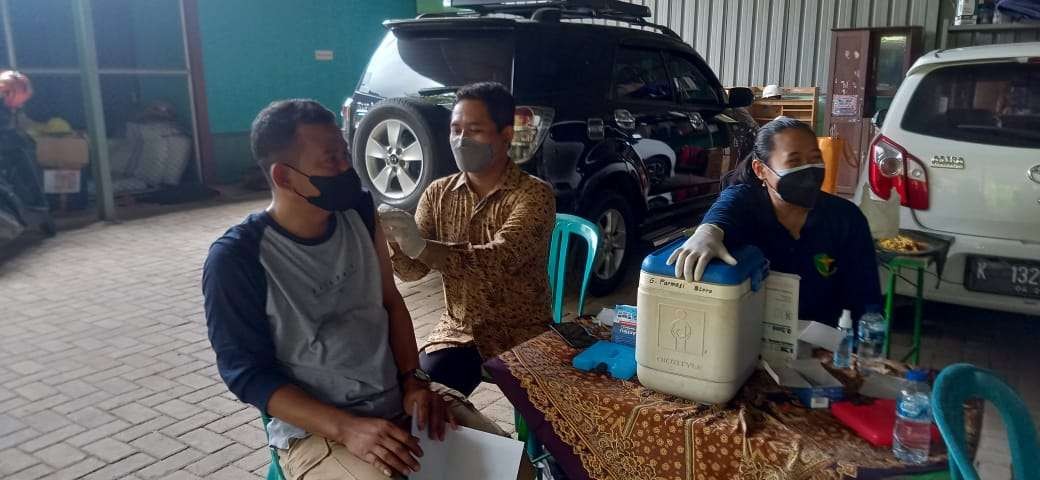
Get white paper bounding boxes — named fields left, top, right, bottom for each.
left=761, top=271, right=801, bottom=364
left=760, top=359, right=811, bottom=388
left=762, top=359, right=842, bottom=389
left=788, top=359, right=844, bottom=388
left=798, top=321, right=844, bottom=353
left=410, top=414, right=524, bottom=480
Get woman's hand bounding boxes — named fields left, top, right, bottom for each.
left=666, top=224, right=737, bottom=282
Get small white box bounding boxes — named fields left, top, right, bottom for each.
left=43, top=169, right=81, bottom=194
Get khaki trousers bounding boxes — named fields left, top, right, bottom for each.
left=278, top=384, right=534, bottom=480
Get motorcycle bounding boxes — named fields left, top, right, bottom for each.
left=1, top=71, right=55, bottom=242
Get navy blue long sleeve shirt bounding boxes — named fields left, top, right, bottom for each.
left=702, top=184, right=882, bottom=326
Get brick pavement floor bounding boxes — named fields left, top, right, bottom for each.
left=0, top=197, right=1036, bottom=479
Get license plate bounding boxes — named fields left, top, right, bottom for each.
left=965, top=256, right=1040, bottom=300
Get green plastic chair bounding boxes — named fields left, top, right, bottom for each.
left=931, top=364, right=1040, bottom=480
left=546, top=214, right=602, bottom=324
left=260, top=413, right=287, bottom=480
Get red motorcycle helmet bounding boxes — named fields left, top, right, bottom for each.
left=0, top=70, right=33, bottom=110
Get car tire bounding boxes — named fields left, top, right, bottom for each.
left=352, top=98, right=454, bottom=212
left=584, top=193, right=638, bottom=296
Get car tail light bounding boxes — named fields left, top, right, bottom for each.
left=510, top=106, right=554, bottom=164
left=340, top=97, right=353, bottom=138
left=341, top=97, right=371, bottom=143
left=869, top=135, right=929, bottom=210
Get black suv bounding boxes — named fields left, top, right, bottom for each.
left=343, top=0, right=756, bottom=295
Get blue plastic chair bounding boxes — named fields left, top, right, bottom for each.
left=546, top=214, right=602, bottom=324
left=931, top=363, right=1040, bottom=480
left=260, top=413, right=287, bottom=480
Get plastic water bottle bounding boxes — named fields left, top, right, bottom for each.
left=857, top=311, right=886, bottom=375
left=893, top=369, right=932, bottom=464
left=832, top=310, right=854, bottom=369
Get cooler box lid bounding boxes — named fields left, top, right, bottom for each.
left=641, top=237, right=769, bottom=290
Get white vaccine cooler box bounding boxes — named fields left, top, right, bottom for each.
left=636, top=238, right=769, bottom=404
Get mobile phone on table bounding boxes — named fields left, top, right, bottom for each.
left=549, top=322, right=597, bottom=349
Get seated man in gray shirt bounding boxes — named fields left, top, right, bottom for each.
left=203, top=99, right=530, bottom=479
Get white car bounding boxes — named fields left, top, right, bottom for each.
left=862, top=42, right=1040, bottom=316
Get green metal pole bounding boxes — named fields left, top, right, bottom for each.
left=910, top=265, right=925, bottom=365
left=71, top=0, right=115, bottom=221
left=883, top=264, right=897, bottom=359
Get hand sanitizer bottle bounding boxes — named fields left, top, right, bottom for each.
left=832, top=309, right=855, bottom=369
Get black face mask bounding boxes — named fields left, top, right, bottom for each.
left=765, top=163, right=825, bottom=209
left=285, top=165, right=364, bottom=212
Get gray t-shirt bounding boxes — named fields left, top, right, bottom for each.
left=204, top=208, right=402, bottom=449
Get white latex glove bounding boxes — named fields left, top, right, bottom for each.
left=378, top=205, right=427, bottom=259
left=665, top=224, right=738, bottom=282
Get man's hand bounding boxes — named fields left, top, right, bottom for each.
left=402, top=379, right=457, bottom=441
left=336, top=414, right=423, bottom=477
left=378, top=206, right=427, bottom=258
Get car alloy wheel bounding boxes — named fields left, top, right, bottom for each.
left=595, top=208, right=627, bottom=280
left=363, top=119, right=425, bottom=200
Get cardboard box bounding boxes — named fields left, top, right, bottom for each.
left=761, top=272, right=802, bottom=364
left=43, top=169, right=81, bottom=194
left=762, top=358, right=845, bottom=408
left=611, top=305, right=637, bottom=347
left=36, top=135, right=89, bottom=170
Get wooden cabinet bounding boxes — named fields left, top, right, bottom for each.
left=824, top=27, right=923, bottom=197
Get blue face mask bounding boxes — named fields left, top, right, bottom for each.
left=764, top=162, right=826, bottom=208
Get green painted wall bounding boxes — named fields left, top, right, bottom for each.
left=197, top=0, right=415, bottom=182
left=197, top=0, right=415, bottom=133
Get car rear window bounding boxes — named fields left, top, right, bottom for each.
left=358, top=30, right=514, bottom=99
left=901, top=62, right=1040, bottom=149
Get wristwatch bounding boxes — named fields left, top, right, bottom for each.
left=398, top=368, right=432, bottom=385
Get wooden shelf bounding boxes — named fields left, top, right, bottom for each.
left=745, top=86, right=818, bottom=126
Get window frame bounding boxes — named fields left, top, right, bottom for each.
left=663, top=51, right=725, bottom=108
left=609, top=46, right=679, bottom=106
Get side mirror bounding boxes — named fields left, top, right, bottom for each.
left=727, top=87, right=754, bottom=108
left=872, top=109, right=888, bottom=128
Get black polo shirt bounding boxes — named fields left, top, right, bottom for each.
left=702, top=184, right=882, bottom=326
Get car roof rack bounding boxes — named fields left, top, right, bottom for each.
left=447, top=0, right=649, bottom=17
left=436, top=0, right=679, bottom=39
